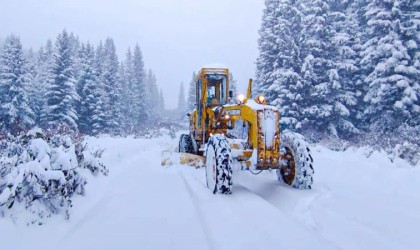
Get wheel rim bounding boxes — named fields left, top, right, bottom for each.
left=206, top=145, right=217, bottom=191
left=280, top=147, right=296, bottom=185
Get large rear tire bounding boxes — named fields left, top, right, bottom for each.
left=277, top=130, right=314, bottom=189
left=179, top=134, right=194, bottom=153
left=205, top=134, right=233, bottom=194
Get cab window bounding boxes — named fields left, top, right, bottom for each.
left=206, top=74, right=227, bottom=105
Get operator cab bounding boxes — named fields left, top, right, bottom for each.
left=205, top=73, right=228, bottom=106
left=194, top=67, right=229, bottom=128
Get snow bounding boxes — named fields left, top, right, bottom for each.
left=1, top=134, right=419, bottom=249
left=244, top=99, right=278, bottom=111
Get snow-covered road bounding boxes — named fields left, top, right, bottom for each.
left=1, top=135, right=419, bottom=250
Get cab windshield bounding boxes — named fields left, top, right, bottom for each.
left=206, top=74, right=227, bottom=105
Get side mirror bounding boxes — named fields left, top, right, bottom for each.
left=229, top=90, right=233, bottom=98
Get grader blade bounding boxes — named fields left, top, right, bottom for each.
left=161, top=150, right=205, bottom=168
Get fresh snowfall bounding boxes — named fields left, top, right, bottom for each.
left=1, top=132, right=419, bottom=250
left=1, top=0, right=419, bottom=249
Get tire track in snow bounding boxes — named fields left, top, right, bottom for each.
left=179, top=167, right=339, bottom=250
left=233, top=183, right=340, bottom=249
left=310, top=203, right=412, bottom=250
left=179, top=171, right=216, bottom=250
left=237, top=179, right=411, bottom=250
left=58, top=140, right=162, bottom=247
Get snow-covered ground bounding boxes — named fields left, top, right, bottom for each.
left=1, top=134, right=419, bottom=250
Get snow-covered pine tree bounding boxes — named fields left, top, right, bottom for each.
left=177, top=82, right=187, bottom=123
left=0, top=35, right=34, bottom=134
left=131, top=45, right=148, bottom=131
left=26, top=47, right=42, bottom=125
left=37, top=40, right=55, bottom=128
left=327, top=0, right=362, bottom=137
left=68, top=32, right=81, bottom=82
left=95, top=41, right=104, bottom=79
left=339, top=0, right=370, bottom=133
left=186, top=72, right=196, bottom=114
left=145, top=69, right=160, bottom=122
left=114, top=62, right=127, bottom=134
left=256, top=0, right=305, bottom=130
left=229, top=72, right=238, bottom=101
left=123, top=48, right=134, bottom=132
left=24, top=48, right=37, bottom=92
left=159, top=88, right=165, bottom=113
left=76, top=43, right=99, bottom=135
left=29, top=40, right=54, bottom=128
left=102, top=38, right=120, bottom=133
left=255, top=0, right=282, bottom=99
left=88, top=41, right=108, bottom=134
left=398, top=0, right=420, bottom=127
left=294, top=0, right=358, bottom=138
left=361, top=0, right=420, bottom=133
left=45, top=30, right=79, bottom=130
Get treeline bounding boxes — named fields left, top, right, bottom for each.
left=0, top=30, right=165, bottom=136
left=255, top=0, right=419, bottom=141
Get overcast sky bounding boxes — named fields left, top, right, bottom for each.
left=0, top=0, right=265, bottom=108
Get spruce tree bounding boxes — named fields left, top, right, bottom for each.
left=186, top=72, right=196, bottom=113
left=102, top=38, right=119, bottom=132
left=145, top=69, right=160, bottom=122
left=89, top=41, right=108, bottom=133
left=159, top=89, right=165, bottom=113
left=77, top=43, right=99, bottom=135
left=0, top=35, right=34, bottom=134
left=324, top=0, right=362, bottom=137
left=45, top=30, right=79, bottom=130
left=131, top=45, right=147, bottom=131
left=25, top=47, right=40, bottom=126
left=229, top=73, right=238, bottom=101
left=114, top=62, right=127, bottom=134
left=255, top=0, right=281, bottom=98
left=297, top=0, right=339, bottom=136
left=38, top=40, right=55, bottom=127
left=361, top=0, right=419, bottom=132
left=256, top=0, right=306, bottom=129
left=123, top=48, right=134, bottom=132
left=177, top=82, right=187, bottom=123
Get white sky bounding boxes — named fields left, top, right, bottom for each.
left=0, top=0, right=265, bottom=108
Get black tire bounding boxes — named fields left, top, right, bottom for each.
left=179, top=134, right=194, bottom=153
left=276, top=130, right=314, bottom=189
left=205, top=134, right=233, bottom=194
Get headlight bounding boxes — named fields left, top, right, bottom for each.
left=224, top=114, right=230, bottom=120
left=237, top=94, right=245, bottom=104
left=256, top=94, right=266, bottom=104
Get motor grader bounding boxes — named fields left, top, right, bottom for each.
left=178, top=67, right=314, bottom=194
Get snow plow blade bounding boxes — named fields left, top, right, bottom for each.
left=161, top=151, right=205, bottom=168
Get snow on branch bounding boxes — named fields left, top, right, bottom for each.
left=0, top=127, right=108, bottom=224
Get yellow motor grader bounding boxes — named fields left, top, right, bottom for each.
left=178, top=67, right=314, bottom=194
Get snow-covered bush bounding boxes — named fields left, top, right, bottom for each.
left=300, top=123, right=419, bottom=166
left=0, top=127, right=108, bottom=224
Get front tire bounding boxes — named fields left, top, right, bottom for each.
left=205, top=134, right=233, bottom=194
left=179, top=134, right=194, bottom=153
left=277, top=130, right=314, bottom=189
